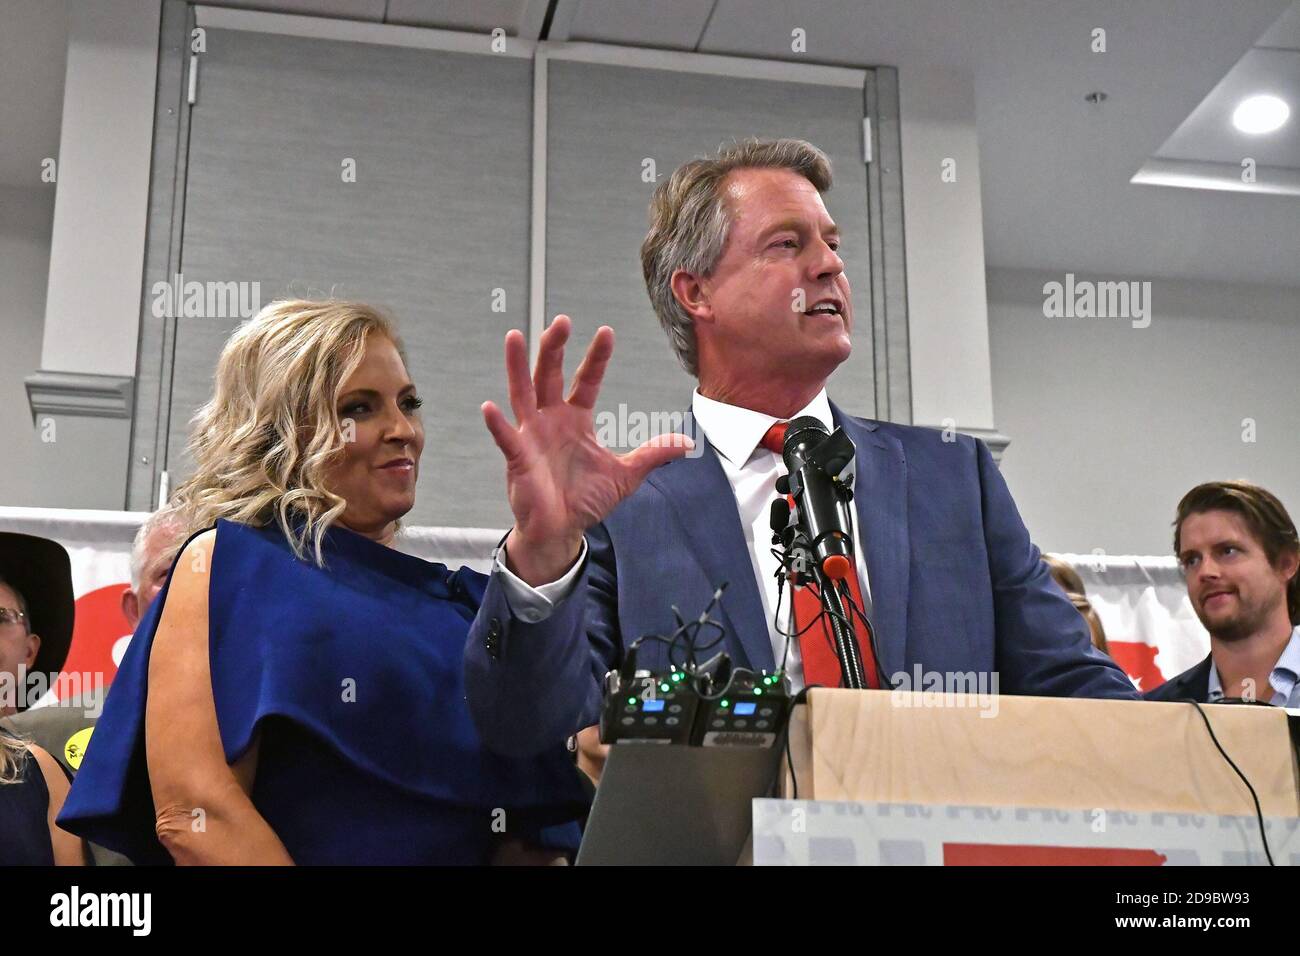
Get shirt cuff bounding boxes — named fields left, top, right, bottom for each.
left=492, top=537, right=589, bottom=624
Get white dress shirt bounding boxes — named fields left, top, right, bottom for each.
left=1206, top=625, right=1300, bottom=707
left=492, top=387, right=873, bottom=692
left=492, top=536, right=589, bottom=623
left=690, top=388, right=872, bottom=691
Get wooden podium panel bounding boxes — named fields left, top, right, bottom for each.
left=783, top=690, right=1300, bottom=817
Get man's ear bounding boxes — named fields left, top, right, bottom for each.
left=1280, top=548, right=1300, bottom=586
left=669, top=269, right=713, bottom=325
left=23, top=633, right=40, bottom=669
left=121, top=586, right=139, bottom=630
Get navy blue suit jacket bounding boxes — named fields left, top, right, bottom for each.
left=465, top=404, right=1138, bottom=755
left=1143, top=655, right=1213, bottom=703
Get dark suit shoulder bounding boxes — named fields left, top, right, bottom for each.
left=1144, top=655, right=1213, bottom=702
left=864, top=417, right=979, bottom=452
left=844, top=417, right=986, bottom=481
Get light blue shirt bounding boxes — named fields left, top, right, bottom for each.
left=1207, top=625, right=1300, bottom=707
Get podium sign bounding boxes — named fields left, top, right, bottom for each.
left=752, top=799, right=1300, bottom=865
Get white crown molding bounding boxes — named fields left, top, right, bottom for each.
left=25, top=370, right=134, bottom=421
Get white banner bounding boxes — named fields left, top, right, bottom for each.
left=1053, top=552, right=1209, bottom=693
left=0, top=508, right=1210, bottom=701
left=0, top=506, right=503, bottom=705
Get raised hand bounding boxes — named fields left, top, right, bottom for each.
left=481, top=315, right=694, bottom=586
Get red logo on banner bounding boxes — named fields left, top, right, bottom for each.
left=1107, top=641, right=1165, bottom=693
left=51, top=584, right=132, bottom=702
left=944, top=843, right=1167, bottom=866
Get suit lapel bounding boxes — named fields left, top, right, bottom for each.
left=1189, top=654, right=1214, bottom=701
left=832, top=403, right=909, bottom=679
left=646, top=436, right=775, bottom=672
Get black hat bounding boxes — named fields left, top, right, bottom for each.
left=0, top=532, right=75, bottom=682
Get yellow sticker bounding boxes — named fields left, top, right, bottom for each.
left=64, top=726, right=94, bottom=771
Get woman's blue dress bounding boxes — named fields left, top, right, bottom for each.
left=58, top=518, right=587, bottom=864
left=0, top=745, right=55, bottom=865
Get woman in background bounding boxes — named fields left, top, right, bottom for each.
left=0, top=728, right=82, bottom=865
left=59, top=300, right=586, bottom=864
left=1043, top=554, right=1110, bottom=654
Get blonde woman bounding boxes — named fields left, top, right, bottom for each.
left=58, top=300, right=587, bottom=864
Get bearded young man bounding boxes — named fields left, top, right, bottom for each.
left=1147, top=481, right=1300, bottom=705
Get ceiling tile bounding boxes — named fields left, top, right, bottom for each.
left=566, top=0, right=715, bottom=51
left=386, top=0, right=534, bottom=34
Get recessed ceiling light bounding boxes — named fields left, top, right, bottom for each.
left=1232, top=94, right=1290, bottom=134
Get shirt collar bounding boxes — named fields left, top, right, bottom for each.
left=1270, top=627, right=1300, bottom=706
left=1273, top=625, right=1300, bottom=680
left=1208, top=625, right=1300, bottom=703
left=1206, top=659, right=1225, bottom=702
left=690, top=388, right=834, bottom=468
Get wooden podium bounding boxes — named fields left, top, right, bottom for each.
left=783, top=689, right=1300, bottom=817
left=577, top=691, right=1299, bottom=863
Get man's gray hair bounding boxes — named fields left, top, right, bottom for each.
left=129, top=507, right=187, bottom=592
left=640, top=138, right=834, bottom=377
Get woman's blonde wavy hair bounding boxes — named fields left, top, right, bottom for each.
left=168, top=299, right=403, bottom=566
left=0, top=727, right=31, bottom=785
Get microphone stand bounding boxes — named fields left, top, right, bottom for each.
left=771, top=495, right=868, bottom=690
left=813, top=565, right=867, bottom=689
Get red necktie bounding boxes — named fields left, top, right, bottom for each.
left=761, top=421, right=880, bottom=689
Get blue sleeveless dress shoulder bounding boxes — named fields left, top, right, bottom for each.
left=58, top=518, right=586, bottom=864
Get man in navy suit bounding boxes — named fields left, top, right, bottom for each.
left=468, top=138, right=1137, bottom=757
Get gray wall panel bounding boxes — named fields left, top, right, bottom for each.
left=170, top=28, right=532, bottom=526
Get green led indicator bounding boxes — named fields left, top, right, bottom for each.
left=660, top=683, right=670, bottom=692
left=626, top=697, right=636, bottom=705
left=720, top=699, right=729, bottom=708
left=672, top=673, right=683, bottom=682
left=754, top=687, right=763, bottom=695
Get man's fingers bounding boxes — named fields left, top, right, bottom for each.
left=533, top=315, right=571, bottom=408
left=567, top=326, right=614, bottom=410
left=482, top=400, right=525, bottom=463
left=503, top=329, right=537, bottom=424
left=621, top=432, right=695, bottom=484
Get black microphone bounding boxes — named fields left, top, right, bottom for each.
left=769, top=497, right=790, bottom=538
left=781, top=417, right=856, bottom=580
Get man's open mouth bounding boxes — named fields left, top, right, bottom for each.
left=804, top=297, right=843, bottom=318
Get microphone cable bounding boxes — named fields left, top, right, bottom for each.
left=1180, top=697, right=1274, bottom=866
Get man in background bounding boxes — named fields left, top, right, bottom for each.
left=3, top=510, right=187, bottom=865
left=121, top=507, right=188, bottom=631
left=1147, top=481, right=1299, bottom=705
left=0, top=532, right=74, bottom=718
